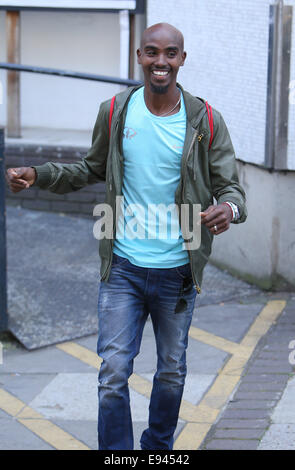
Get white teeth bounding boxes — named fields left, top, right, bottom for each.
left=153, top=71, right=168, bottom=76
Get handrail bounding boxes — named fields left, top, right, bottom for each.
left=0, top=62, right=142, bottom=87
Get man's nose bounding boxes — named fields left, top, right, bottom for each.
left=154, top=53, right=167, bottom=67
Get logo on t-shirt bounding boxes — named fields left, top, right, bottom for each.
left=123, top=127, right=137, bottom=140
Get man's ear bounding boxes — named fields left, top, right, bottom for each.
left=136, top=48, right=142, bottom=64
left=180, top=51, right=187, bottom=66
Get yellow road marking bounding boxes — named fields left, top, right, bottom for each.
left=56, top=300, right=286, bottom=449
left=174, top=300, right=286, bottom=449
left=57, top=341, right=102, bottom=369
left=17, top=418, right=89, bottom=451
left=0, top=388, right=90, bottom=450
left=181, top=403, right=219, bottom=423
left=241, top=300, right=286, bottom=348
left=2, top=300, right=283, bottom=450
left=129, top=374, right=152, bottom=398
left=18, top=406, right=43, bottom=419
left=189, top=326, right=240, bottom=355
left=56, top=341, right=211, bottom=423
left=173, top=423, right=212, bottom=450
left=201, top=374, right=241, bottom=410
left=0, top=388, right=26, bottom=416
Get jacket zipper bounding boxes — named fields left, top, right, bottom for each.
left=181, top=129, right=201, bottom=294
left=102, top=118, right=121, bottom=281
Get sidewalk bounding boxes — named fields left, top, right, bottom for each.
left=0, top=206, right=294, bottom=450
left=201, top=294, right=295, bottom=450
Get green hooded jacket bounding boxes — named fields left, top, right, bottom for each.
left=33, top=84, right=247, bottom=293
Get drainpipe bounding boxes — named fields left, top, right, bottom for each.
left=265, top=0, right=293, bottom=170
left=119, top=9, right=130, bottom=90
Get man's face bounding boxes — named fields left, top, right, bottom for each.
left=137, top=26, right=186, bottom=94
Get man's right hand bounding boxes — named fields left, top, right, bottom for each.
left=6, top=167, right=36, bottom=193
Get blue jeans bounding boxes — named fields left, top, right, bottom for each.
left=97, top=253, right=197, bottom=450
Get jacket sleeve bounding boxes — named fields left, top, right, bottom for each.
left=32, top=101, right=110, bottom=194
left=208, top=110, right=247, bottom=223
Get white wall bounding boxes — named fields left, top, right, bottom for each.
left=211, top=161, right=295, bottom=289
left=147, top=0, right=295, bottom=288
left=148, top=0, right=295, bottom=171
left=0, top=10, right=127, bottom=131
left=147, top=0, right=273, bottom=167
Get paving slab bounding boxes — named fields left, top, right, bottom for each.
left=51, top=419, right=97, bottom=450
left=29, top=373, right=98, bottom=421
left=258, top=424, right=295, bottom=450
left=1, top=344, right=96, bottom=374
left=215, top=419, right=270, bottom=429
left=0, top=373, right=56, bottom=403
left=266, top=376, right=295, bottom=425
left=205, top=439, right=260, bottom=450
left=142, top=373, right=215, bottom=405
left=191, top=303, right=264, bottom=343
left=0, top=417, right=53, bottom=450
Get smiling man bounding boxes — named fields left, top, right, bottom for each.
left=6, top=23, right=247, bottom=450
left=139, top=23, right=186, bottom=97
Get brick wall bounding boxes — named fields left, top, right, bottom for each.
left=5, top=144, right=106, bottom=218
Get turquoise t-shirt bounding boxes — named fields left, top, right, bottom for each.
left=113, top=86, right=189, bottom=268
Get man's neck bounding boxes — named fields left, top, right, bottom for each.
left=143, top=84, right=180, bottom=116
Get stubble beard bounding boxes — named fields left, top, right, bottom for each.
left=150, top=82, right=170, bottom=95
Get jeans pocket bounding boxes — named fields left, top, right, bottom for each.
left=112, top=253, right=129, bottom=267
left=175, top=263, right=192, bottom=280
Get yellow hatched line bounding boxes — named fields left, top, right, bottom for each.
left=56, top=341, right=203, bottom=423
left=57, top=341, right=102, bottom=369
left=3, top=303, right=284, bottom=450
left=0, top=388, right=89, bottom=450
left=0, top=388, right=26, bottom=416
left=173, top=300, right=286, bottom=450
left=241, top=300, right=286, bottom=349
left=189, top=326, right=241, bottom=355
left=55, top=301, right=286, bottom=450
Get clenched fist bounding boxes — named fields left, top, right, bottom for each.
left=200, top=203, right=233, bottom=235
left=6, top=167, right=36, bottom=193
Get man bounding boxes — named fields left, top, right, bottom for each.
left=6, top=23, right=247, bottom=450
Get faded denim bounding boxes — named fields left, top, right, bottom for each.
left=97, top=253, right=197, bottom=450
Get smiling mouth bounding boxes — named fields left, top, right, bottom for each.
left=152, top=70, right=169, bottom=76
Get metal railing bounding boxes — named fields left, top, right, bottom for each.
left=0, top=61, right=142, bottom=138
left=0, top=62, right=142, bottom=87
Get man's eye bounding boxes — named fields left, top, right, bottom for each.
left=146, top=51, right=155, bottom=56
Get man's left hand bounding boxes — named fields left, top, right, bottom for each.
left=200, top=204, right=232, bottom=235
